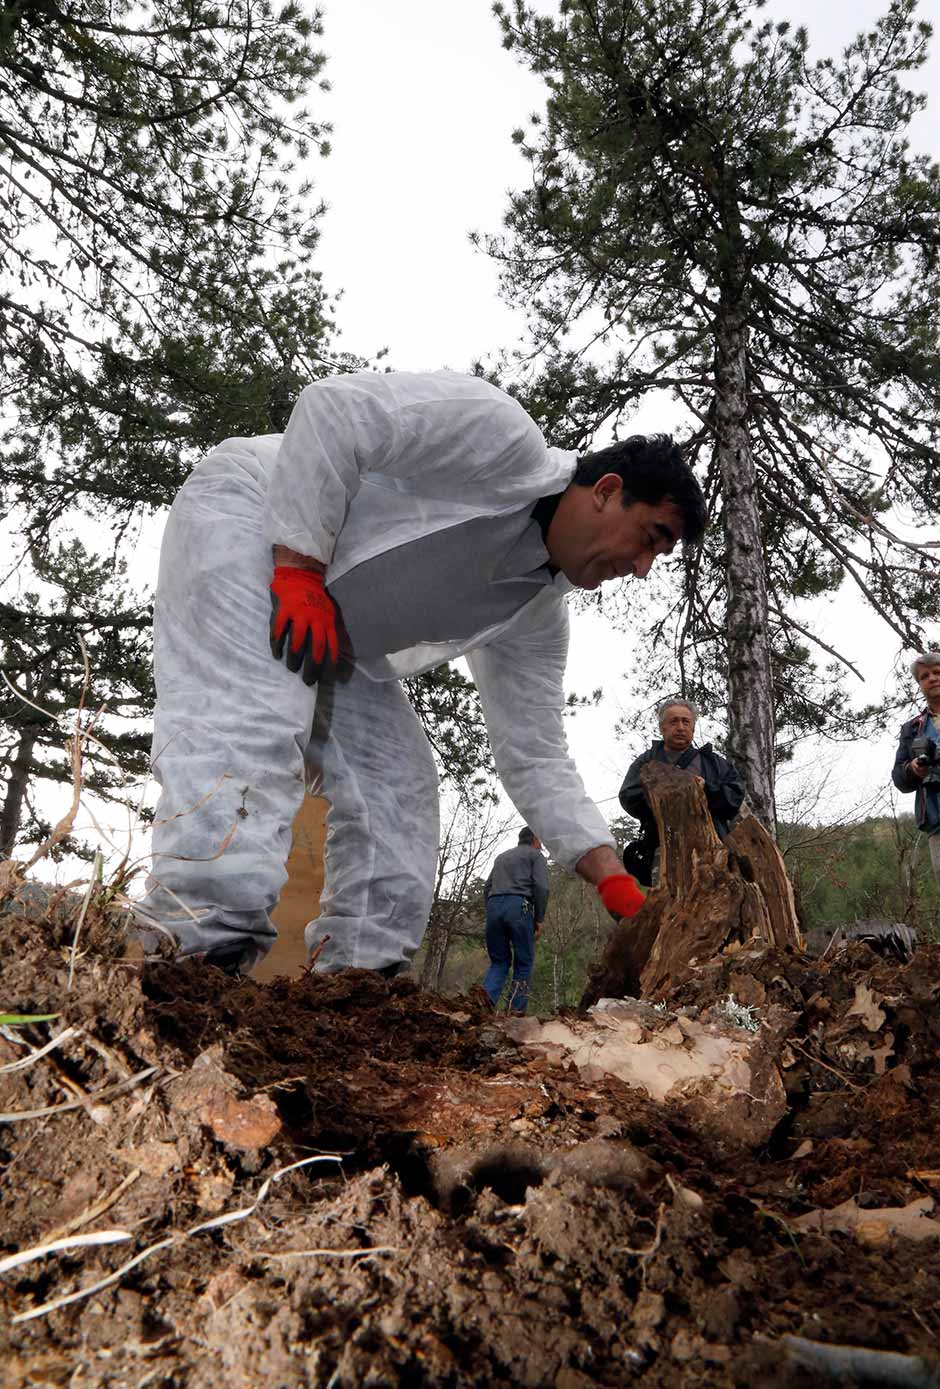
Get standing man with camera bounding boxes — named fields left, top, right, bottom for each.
left=892, top=653, right=940, bottom=879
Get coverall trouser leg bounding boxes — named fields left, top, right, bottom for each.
left=303, top=669, right=440, bottom=973
left=139, top=448, right=439, bottom=972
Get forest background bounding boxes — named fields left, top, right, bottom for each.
left=1, top=0, right=938, bottom=996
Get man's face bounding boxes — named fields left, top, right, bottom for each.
left=546, top=475, right=684, bottom=591
left=916, top=662, right=940, bottom=706
left=660, top=705, right=695, bottom=752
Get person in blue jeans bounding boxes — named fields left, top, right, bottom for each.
left=482, top=828, right=550, bottom=1014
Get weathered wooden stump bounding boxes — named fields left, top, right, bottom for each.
left=581, top=761, right=802, bottom=1006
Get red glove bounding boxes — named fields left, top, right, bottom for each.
left=269, top=566, right=339, bottom=686
left=597, top=873, right=645, bottom=920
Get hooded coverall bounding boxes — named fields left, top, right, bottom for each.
left=140, top=371, right=615, bottom=972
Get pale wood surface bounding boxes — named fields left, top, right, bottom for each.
left=252, top=796, right=328, bottom=981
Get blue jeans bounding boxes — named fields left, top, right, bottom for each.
left=483, top=894, right=535, bottom=1014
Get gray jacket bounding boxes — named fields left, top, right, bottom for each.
left=484, top=844, right=550, bottom=921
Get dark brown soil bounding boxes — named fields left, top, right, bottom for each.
left=2, top=897, right=940, bottom=1388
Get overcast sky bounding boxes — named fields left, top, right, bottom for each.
left=303, top=0, right=940, bottom=837
left=82, top=0, right=940, bottom=874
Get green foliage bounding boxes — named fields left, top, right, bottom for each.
left=405, top=665, right=495, bottom=795
left=526, top=864, right=613, bottom=1013
left=0, top=3, right=360, bottom=855
left=0, top=538, right=153, bottom=858
left=429, top=813, right=939, bottom=1009
left=0, top=1012, right=59, bottom=1025
left=1, top=1, right=348, bottom=533
left=781, top=813, right=940, bottom=939
left=485, top=0, right=940, bottom=754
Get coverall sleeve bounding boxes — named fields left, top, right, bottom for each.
left=706, top=755, right=746, bottom=822
left=618, top=755, right=650, bottom=821
left=466, top=592, right=615, bottom=871
left=262, top=372, right=547, bottom=564
left=892, top=723, right=918, bottom=792
left=531, top=852, right=550, bottom=922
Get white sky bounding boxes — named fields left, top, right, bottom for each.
left=40, top=0, right=940, bottom=874
left=308, top=0, right=940, bottom=839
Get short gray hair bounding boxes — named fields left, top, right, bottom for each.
left=911, top=652, right=940, bottom=678
left=657, top=698, right=698, bottom=727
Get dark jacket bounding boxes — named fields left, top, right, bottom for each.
left=484, top=843, right=550, bottom=921
left=892, top=708, right=940, bottom=833
left=619, top=741, right=745, bottom=842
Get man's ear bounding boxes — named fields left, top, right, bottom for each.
left=594, top=473, right=623, bottom=509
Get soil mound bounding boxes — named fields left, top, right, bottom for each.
left=2, top=897, right=940, bottom=1387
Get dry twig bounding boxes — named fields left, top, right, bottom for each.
left=255, top=1244, right=400, bottom=1261
left=0, top=1230, right=132, bottom=1277
left=68, top=850, right=103, bottom=991
left=778, top=1333, right=940, bottom=1386
left=43, top=1170, right=142, bottom=1245
left=8, top=1153, right=342, bottom=1324
left=301, top=933, right=332, bottom=976
left=615, top=1200, right=667, bottom=1283
left=0, top=1026, right=81, bottom=1075
left=0, top=1064, right=159, bottom=1123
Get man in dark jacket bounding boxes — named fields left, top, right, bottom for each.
left=619, top=700, right=745, bottom=883
left=892, top=652, right=940, bottom=880
left=482, top=828, right=550, bottom=1014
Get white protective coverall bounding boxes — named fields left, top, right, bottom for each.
left=141, top=371, right=615, bottom=971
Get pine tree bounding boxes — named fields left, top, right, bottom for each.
left=0, top=540, right=152, bottom=858
left=485, top=0, right=940, bottom=829
left=1, top=1, right=348, bottom=531
left=0, top=2, right=350, bottom=853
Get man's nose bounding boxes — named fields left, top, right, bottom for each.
left=633, top=551, right=654, bottom=579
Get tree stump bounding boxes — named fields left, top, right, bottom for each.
left=581, top=762, right=802, bottom=1006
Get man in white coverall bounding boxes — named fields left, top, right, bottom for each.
left=138, top=371, right=706, bottom=975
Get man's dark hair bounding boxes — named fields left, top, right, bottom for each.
left=573, top=435, right=706, bottom=543
left=518, top=827, right=537, bottom=845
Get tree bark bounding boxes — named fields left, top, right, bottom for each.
left=0, top=729, right=38, bottom=857
left=420, top=906, right=465, bottom=992
left=715, top=285, right=777, bottom=833
left=581, top=763, right=801, bottom=1007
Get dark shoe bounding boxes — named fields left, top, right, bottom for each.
left=376, top=961, right=409, bottom=980
left=202, top=940, right=258, bottom=977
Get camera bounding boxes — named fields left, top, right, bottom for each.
left=911, top=736, right=940, bottom=783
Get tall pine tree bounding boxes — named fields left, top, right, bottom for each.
left=0, top=1, right=353, bottom=854
left=485, top=0, right=940, bottom=829
left=0, top=541, right=152, bottom=859
left=1, top=0, right=346, bottom=528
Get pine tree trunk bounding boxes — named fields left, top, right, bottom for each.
left=419, top=923, right=444, bottom=989
left=715, top=288, right=777, bottom=833
left=419, top=910, right=456, bottom=992
left=0, top=729, right=37, bottom=857
left=432, top=923, right=453, bottom=993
